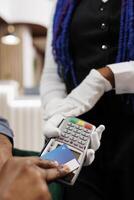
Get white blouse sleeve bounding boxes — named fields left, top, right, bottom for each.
left=108, top=61, right=134, bottom=94
left=40, top=0, right=67, bottom=109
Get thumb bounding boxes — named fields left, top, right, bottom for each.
left=90, top=125, right=105, bottom=151
left=95, top=125, right=105, bottom=140
left=84, top=149, right=95, bottom=166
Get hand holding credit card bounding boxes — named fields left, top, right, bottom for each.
left=40, top=144, right=80, bottom=173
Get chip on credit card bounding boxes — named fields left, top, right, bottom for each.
left=41, top=144, right=80, bottom=172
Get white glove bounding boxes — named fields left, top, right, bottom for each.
left=108, top=61, right=134, bottom=94
left=43, top=98, right=65, bottom=121
left=43, top=114, right=105, bottom=166
left=43, top=69, right=112, bottom=121
left=84, top=124, right=105, bottom=166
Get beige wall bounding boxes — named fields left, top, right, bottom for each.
left=0, top=25, right=23, bottom=86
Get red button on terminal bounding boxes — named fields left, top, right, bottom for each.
left=84, top=123, right=92, bottom=129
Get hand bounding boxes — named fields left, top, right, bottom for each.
left=43, top=114, right=105, bottom=166
left=0, top=134, right=12, bottom=170
left=0, top=157, right=69, bottom=200
left=43, top=69, right=109, bottom=166
left=43, top=69, right=112, bottom=121
left=84, top=124, right=105, bottom=166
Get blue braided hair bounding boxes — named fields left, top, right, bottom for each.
left=52, top=0, right=134, bottom=90
left=52, top=0, right=78, bottom=86
left=116, top=0, right=134, bottom=107
left=116, top=0, right=134, bottom=62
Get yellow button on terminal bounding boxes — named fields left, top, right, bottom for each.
left=77, top=120, right=85, bottom=126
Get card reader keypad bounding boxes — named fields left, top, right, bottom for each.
left=57, top=118, right=94, bottom=151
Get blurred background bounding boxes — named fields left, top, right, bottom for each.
left=0, top=0, right=54, bottom=151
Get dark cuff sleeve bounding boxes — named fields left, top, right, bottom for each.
left=0, top=117, right=14, bottom=144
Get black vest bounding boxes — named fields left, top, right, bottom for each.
left=64, top=0, right=134, bottom=120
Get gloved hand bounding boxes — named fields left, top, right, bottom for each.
left=43, top=114, right=105, bottom=166
left=43, top=69, right=112, bottom=121
left=43, top=69, right=110, bottom=166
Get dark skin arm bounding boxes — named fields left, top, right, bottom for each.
left=0, top=134, right=12, bottom=170
left=98, top=66, right=115, bottom=88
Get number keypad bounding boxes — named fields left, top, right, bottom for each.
left=58, top=118, right=94, bottom=151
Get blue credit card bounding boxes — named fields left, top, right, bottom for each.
left=41, top=144, right=80, bottom=172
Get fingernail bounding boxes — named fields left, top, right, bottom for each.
left=60, top=165, right=70, bottom=173
left=51, top=161, right=59, bottom=166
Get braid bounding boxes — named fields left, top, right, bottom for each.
left=116, top=0, right=134, bottom=109
left=116, top=0, right=128, bottom=62
left=52, top=0, right=78, bottom=86
left=127, top=0, right=134, bottom=60
left=116, top=0, right=134, bottom=63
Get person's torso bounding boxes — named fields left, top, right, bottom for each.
left=64, top=0, right=134, bottom=119
left=70, top=0, right=121, bottom=82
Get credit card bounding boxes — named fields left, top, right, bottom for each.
left=41, top=144, right=80, bottom=172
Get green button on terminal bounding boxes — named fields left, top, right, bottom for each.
left=69, top=117, right=79, bottom=124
